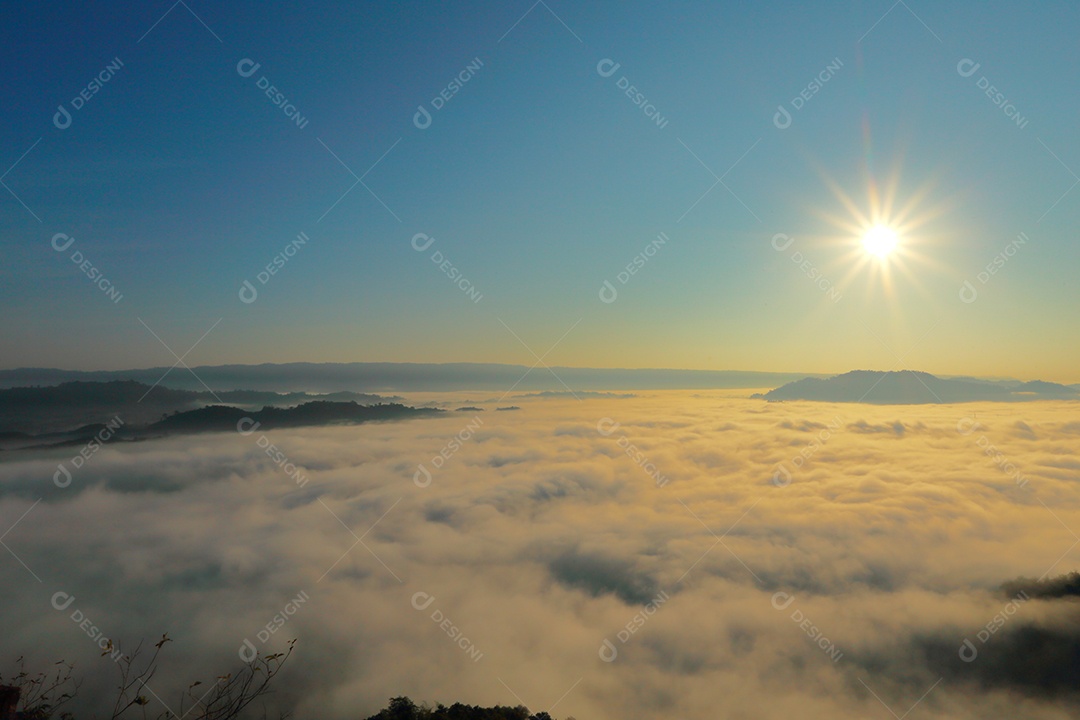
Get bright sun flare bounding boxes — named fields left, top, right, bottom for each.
left=861, top=225, right=899, bottom=259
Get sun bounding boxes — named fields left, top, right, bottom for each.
left=861, top=225, right=899, bottom=259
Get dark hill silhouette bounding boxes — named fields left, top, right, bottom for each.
left=1002, top=571, right=1080, bottom=600
left=152, top=401, right=441, bottom=433
left=363, top=696, right=568, bottom=720
left=1014, top=380, right=1080, bottom=398
left=757, top=370, right=1077, bottom=404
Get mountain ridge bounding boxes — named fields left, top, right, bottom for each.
left=0, top=363, right=830, bottom=392
left=756, top=370, right=1078, bottom=404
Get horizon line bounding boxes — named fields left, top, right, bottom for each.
left=0, top=362, right=1074, bottom=387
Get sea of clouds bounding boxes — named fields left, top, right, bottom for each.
left=2, top=391, right=1079, bottom=719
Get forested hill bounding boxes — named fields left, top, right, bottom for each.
left=363, top=697, right=574, bottom=720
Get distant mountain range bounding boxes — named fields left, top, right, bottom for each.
left=0, top=380, right=400, bottom=435
left=755, top=370, right=1080, bottom=404
left=0, top=363, right=825, bottom=393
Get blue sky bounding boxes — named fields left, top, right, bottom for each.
left=2, top=1, right=1077, bottom=380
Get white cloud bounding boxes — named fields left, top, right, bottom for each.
left=1, top=393, right=1079, bottom=718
